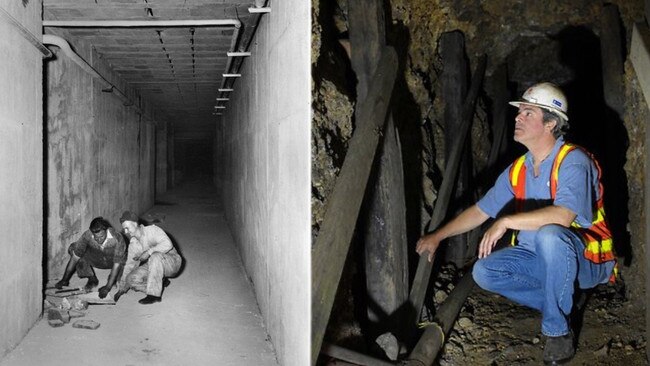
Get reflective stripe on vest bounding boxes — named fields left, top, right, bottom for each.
left=508, top=143, right=616, bottom=265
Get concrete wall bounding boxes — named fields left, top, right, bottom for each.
left=216, top=0, right=311, bottom=365
left=156, top=123, right=168, bottom=196
left=0, top=0, right=44, bottom=358
left=45, top=34, right=160, bottom=278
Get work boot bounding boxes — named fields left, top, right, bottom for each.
left=543, top=332, right=575, bottom=365
left=163, top=278, right=170, bottom=288
left=138, top=295, right=162, bottom=305
left=84, top=276, right=99, bottom=292
left=54, top=279, right=69, bottom=289
left=113, top=290, right=126, bottom=302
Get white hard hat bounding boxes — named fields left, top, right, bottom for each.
left=509, top=82, right=568, bottom=121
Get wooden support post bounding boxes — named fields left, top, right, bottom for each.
left=407, top=55, right=486, bottom=330
left=364, top=116, right=409, bottom=333
left=600, top=4, right=625, bottom=117
left=439, top=31, right=471, bottom=267
left=645, top=112, right=650, bottom=364
left=311, top=47, right=399, bottom=365
left=348, top=0, right=409, bottom=341
left=486, top=63, right=509, bottom=170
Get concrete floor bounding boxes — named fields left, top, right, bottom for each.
left=0, top=179, right=278, bottom=366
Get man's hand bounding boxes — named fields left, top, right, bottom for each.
left=133, top=251, right=151, bottom=262
left=54, top=279, right=69, bottom=289
left=98, top=285, right=111, bottom=299
left=478, top=218, right=509, bottom=258
left=416, top=233, right=442, bottom=262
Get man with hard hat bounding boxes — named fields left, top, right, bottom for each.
left=416, top=82, right=616, bottom=365
left=115, top=210, right=183, bottom=304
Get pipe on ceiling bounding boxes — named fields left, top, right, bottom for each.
left=42, top=19, right=241, bottom=28
left=43, top=19, right=242, bottom=113
left=0, top=5, right=52, bottom=57
left=42, top=34, right=134, bottom=107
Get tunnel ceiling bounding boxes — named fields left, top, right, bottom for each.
left=43, top=0, right=262, bottom=138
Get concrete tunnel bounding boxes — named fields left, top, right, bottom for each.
left=0, top=1, right=309, bottom=366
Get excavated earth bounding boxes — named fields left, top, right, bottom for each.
left=435, top=265, right=646, bottom=366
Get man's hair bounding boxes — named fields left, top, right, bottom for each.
left=89, top=217, right=111, bottom=233
left=542, top=109, right=568, bottom=138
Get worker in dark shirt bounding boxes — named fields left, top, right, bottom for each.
left=55, top=217, right=127, bottom=299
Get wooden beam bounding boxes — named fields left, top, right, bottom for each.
left=363, top=116, right=409, bottom=341
left=600, top=4, right=625, bottom=116
left=311, top=47, right=398, bottom=365
left=407, top=55, right=486, bottom=328
left=348, top=0, right=409, bottom=345
left=645, top=112, right=650, bottom=364
left=486, top=63, right=509, bottom=170
left=440, top=31, right=471, bottom=267
left=349, top=0, right=385, bottom=101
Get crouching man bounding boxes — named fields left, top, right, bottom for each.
left=114, top=210, right=182, bottom=304
left=55, top=217, right=126, bottom=299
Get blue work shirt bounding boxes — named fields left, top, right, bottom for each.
left=477, top=137, right=601, bottom=248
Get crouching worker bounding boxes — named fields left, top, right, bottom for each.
left=55, top=217, right=127, bottom=299
left=114, top=210, right=182, bottom=305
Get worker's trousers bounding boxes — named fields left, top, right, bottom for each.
left=125, top=252, right=182, bottom=297
left=472, top=224, right=615, bottom=337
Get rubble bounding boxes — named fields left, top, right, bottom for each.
left=72, top=320, right=100, bottom=330
left=47, top=309, right=70, bottom=327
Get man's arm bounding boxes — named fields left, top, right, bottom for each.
left=416, top=204, right=490, bottom=262
left=119, top=237, right=142, bottom=289
left=98, top=262, right=123, bottom=298
left=134, top=226, right=173, bottom=261
left=478, top=205, right=576, bottom=258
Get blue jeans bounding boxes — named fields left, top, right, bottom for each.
left=472, top=224, right=614, bottom=337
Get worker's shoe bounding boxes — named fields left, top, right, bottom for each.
left=543, top=331, right=575, bottom=365
left=54, top=279, right=69, bottom=290
left=84, top=276, right=99, bottom=292
left=138, top=295, right=161, bottom=305
left=163, top=278, right=170, bottom=288
left=113, top=290, right=126, bottom=302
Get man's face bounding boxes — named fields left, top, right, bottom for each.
left=91, top=229, right=107, bottom=244
left=513, top=104, right=552, bottom=144
left=122, top=221, right=138, bottom=236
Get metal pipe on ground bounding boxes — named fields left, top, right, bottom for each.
left=406, top=270, right=476, bottom=366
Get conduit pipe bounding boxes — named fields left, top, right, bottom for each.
left=0, top=6, right=51, bottom=57
left=43, top=19, right=242, bottom=112
left=43, top=34, right=134, bottom=107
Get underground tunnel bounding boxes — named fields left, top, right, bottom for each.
left=312, top=0, right=648, bottom=365
left=1, top=0, right=309, bottom=365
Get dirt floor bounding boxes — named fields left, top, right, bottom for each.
left=0, top=179, right=278, bottom=366
left=435, top=265, right=646, bottom=366
left=321, top=263, right=646, bottom=366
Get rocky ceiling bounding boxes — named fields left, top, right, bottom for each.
left=42, top=0, right=266, bottom=138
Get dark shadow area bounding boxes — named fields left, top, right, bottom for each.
left=554, top=25, right=631, bottom=266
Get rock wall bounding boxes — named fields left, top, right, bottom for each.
left=312, top=0, right=648, bottom=346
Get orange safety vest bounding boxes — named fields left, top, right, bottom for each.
left=508, top=143, right=617, bottom=269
